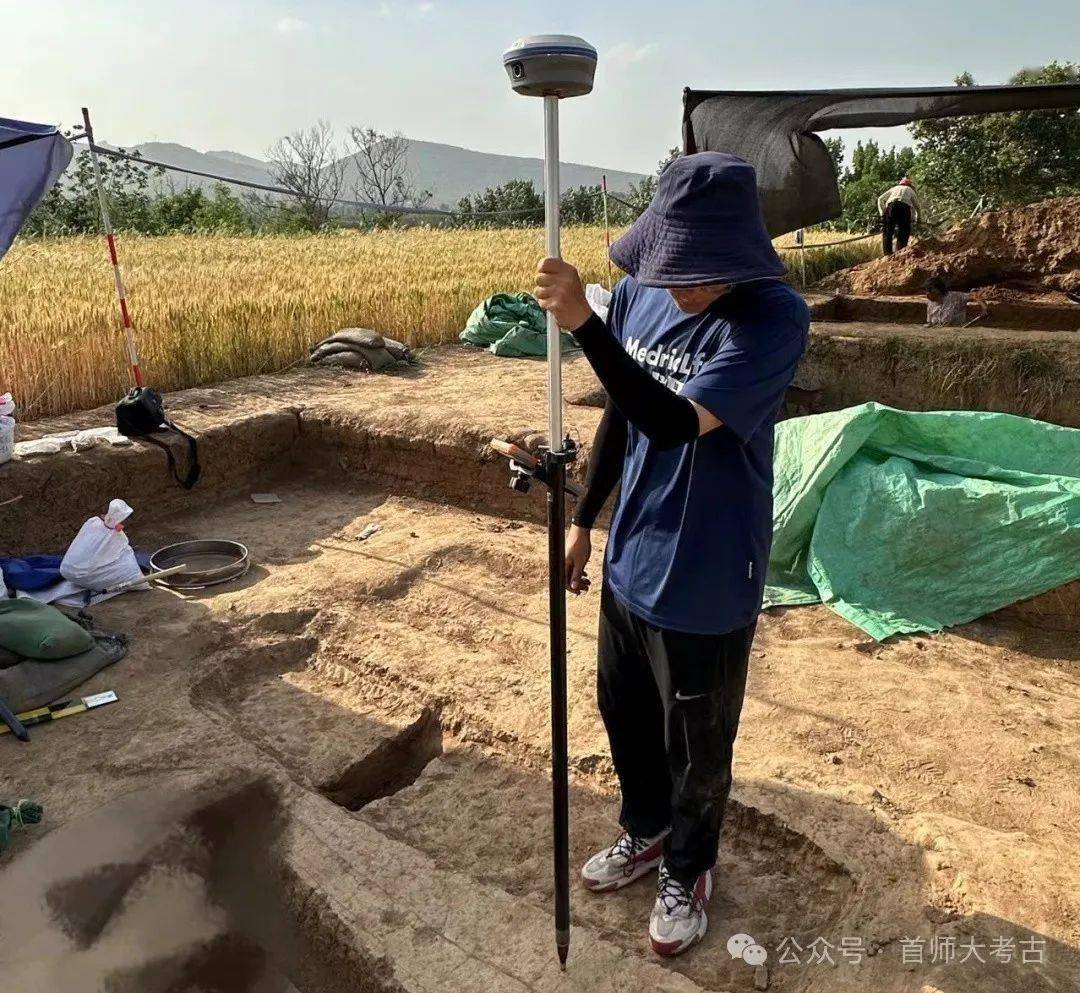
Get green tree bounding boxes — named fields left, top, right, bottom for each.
left=910, top=61, right=1080, bottom=216
left=823, top=136, right=844, bottom=178
left=25, top=145, right=165, bottom=236
left=190, top=184, right=257, bottom=233
left=832, top=140, right=918, bottom=231
left=560, top=184, right=603, bottom=224
left=149, top=187, right=208, bottom=233
left=455, top=178, right=544, bottom=228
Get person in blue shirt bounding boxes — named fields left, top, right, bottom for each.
left=535, top=152, right=809, bottom=957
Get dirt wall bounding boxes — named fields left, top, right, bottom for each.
left=829, top=296, right=1080, bottom=332
left=799, top=323, right=1080, bottom=427
left=0, top=412, right=300, bottom=556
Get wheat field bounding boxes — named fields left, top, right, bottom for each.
left=0, top=227, right=878, bottom=421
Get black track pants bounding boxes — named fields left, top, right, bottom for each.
left=882, top=201, right=912, bottom=254
left=596, top=583, right=755, bottom=887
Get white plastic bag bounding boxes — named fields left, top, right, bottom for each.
left=585, top=283, right=612, bottom=322
left=60, top=499, right=144, bottom=591
left=0, top=392, right=14, bottom=465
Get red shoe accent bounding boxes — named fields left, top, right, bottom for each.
left=693, top=868, right=714, bottom=905
left=650, top=936, right=689, bottom=957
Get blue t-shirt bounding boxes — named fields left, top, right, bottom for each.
left=604, top=276, right=809, bottom=635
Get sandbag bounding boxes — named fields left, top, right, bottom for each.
left=317, top=328, right=386, bottom=350
left=0, top=631, right=127, bottom=712
left=311, top=342, right=395, bottom=371
left=324, top=351, right=385, bottom=371
left=309, top=328, right=412, bottom=372
left=60, top=499, right=143, bottom=591
left=0, top=599, right=95, bottom=660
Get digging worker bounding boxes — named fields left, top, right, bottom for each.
left=924, top=275, right=989, bottom=327
left=534, top=152, right=809, bottom=957
left=877, top=176, right=922, bottom=254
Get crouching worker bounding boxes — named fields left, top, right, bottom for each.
left=924, top=275, right=989, bottom=327
left=534, top=152, right=809, bottom=957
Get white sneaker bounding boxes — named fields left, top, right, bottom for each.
left=581, top=829, right=669, bottom=892
left=648, top=862, right=714, bottom=956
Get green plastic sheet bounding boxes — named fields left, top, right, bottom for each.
left=460, top=292, right=579, bottom=358
left=764, top=403, right=1080, bottom=640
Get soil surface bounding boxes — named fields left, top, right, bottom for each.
left=823, top=196, right=1080, bottom=300
left=2, top=349, right=1079, bottom=993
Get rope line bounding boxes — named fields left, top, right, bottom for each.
left=774, top=231, right=879, bottom=249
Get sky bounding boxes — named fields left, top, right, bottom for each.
left=5, top=0, right=1079, bottom=174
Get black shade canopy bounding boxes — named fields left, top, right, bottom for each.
left=682, top=83, right=1080, bottom=236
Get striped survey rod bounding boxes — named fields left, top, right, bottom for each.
left=81, top=107, right=144, bottom=388
left=601, top=174, right=613, bottom=291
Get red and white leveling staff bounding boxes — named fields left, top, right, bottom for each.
left=81, top=107, right=144, bottom=388
left=601, top=174, right=613, bottom=291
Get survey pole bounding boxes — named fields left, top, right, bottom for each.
left=502, top=34, right=597, bottom=969
left=541, top=89, right=572, bottom=968
left=81, top=107, right=144, bottom=388
left=601, top=174, right=613, bottom=291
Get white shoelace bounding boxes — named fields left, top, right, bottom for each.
left=656, top=866, right=696, bottom=918
left=608, top=831, right=651, bottom=865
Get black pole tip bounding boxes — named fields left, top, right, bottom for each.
left=557, top=940, right=569, bottom=969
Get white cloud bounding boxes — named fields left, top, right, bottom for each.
left=378, top=2, right=434, bottom=20
left=275, top=16, right=308, bottom=33
left=606, top=42, right=659, bottom=66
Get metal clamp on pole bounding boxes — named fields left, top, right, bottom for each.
left=501, top=33, right=597, bottom=971
left=490, top=437, right=582, bottom=497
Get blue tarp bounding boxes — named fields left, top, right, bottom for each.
left=0, top=117, right=72, bottom=258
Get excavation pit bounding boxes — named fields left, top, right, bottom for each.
left=3, top=351, right=1079, bottom=992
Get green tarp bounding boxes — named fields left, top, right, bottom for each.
left=460, top=292, right=580, bottom=358
left=765, top=403, right=1080, bottom=640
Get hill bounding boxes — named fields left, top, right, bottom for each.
left=127, top=138, right=645, bottom=208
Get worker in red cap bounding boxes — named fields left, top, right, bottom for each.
left=877, top=176, right=923, bottom=254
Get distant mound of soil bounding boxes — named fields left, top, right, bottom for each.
left=822, top=196, right=1080, bottom=298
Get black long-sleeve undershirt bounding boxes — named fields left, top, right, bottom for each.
left=571, top=313, right=699, bottom=449
left=571, top=398, right=626, bottom=529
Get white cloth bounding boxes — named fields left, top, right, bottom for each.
left=16, top=580, right=127, bottom=607
left=13, top=426, right=132, bottom=458
left=585, top=283, right=612, bottom=322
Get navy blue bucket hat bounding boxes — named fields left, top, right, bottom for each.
left=610, top=152, right=786, bottom=287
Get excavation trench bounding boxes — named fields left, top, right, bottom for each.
left=135, top=466, right=863, bottom=992
left=4, top=360, right=1079, bottom=992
